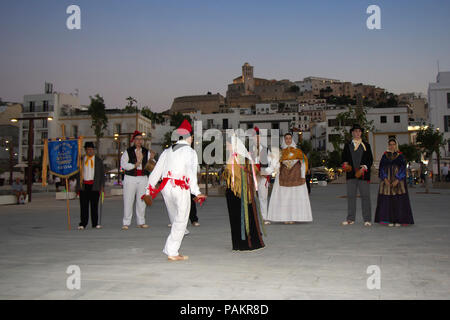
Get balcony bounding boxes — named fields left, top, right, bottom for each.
left=23, top=105, right=54, bottom=113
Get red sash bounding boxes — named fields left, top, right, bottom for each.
left=141, top=171, right=190, bottom=200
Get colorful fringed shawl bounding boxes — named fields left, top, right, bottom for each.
left=223, top=157, right=267, bottom=241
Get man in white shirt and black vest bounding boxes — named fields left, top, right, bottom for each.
left=341, top=124, right=374, bottom=227
left=76, top=142, right=105, bottom=230
left=120, top=130, right=151, bottom=230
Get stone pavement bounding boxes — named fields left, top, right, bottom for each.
left=0, top=184, right=449, bottom=300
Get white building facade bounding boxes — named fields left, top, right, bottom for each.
left=428, top=72, right=450, bottom=160
left=19, top=85, right=81, bottom=162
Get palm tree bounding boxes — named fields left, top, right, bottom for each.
left=124, top=96, right=138, bottom=113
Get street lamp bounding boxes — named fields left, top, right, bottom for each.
left=10, top=116, right=53, bottom=202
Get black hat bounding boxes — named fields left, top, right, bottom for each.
left=84, top=141, right=95, bottom=149
left=350, top=124, right=363, bottom=133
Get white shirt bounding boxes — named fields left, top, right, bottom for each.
left=147, top=140, right=201, bottom=196
left=84, top=155, right=95, bottom=181
left=120, top=148, right=143, bottom=171
left=442, top=166, right=449, bottom=175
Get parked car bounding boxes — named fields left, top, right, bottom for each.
left=312, top=172, right=330, bottom=183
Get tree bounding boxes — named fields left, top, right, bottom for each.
left=326, top=95, right=356, bottom=105
left=332, top=106, right=376, bottom=150
left=162, top=131, right=173, bottom=150
left=416, top=126, right=446, bottom=191
left=88, top=94, right=108, bottom=157
left=327, top=150, right=342, bottom=169
left=298, top=139, right=312, bottom=155
left=170, top=112, right=192, bottom=127
left=141, top=106, right=165, bottom=124
left=308, top=150, right=323, bottom=168
left=398, top=144, right=420, bottom=164
left=124, top=96, right=138, bottom=113
left=287, top=85, right=300, bottom=93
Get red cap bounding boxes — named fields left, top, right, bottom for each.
left=131, top=130, right=142, bottom=142
left=177, top=119, right=192, bottom=137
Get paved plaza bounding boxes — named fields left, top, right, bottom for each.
left=0, top=184, right=449, bottom=300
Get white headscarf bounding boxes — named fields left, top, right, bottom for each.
left=281, top=135, right=297, bottom=149
left=227, top=133, right=258, bottom=190
left=228, top=134, right=254, bottom=163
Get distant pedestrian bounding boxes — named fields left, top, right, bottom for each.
left=442, top=163, right=449, bottom=182
left=12, top=178, right=26, bottom=204
left=54, top=176, right=61, bottom=192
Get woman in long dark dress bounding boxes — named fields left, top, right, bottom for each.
left=223, top=139, right=265, bottom=251
left=375, top=139, right=414, bottom=227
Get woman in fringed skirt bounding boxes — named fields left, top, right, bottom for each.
left=223, top=140, right=265, bottom=251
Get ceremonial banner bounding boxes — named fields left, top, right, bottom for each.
left=41, top=137, right=83, bottom=230
left=46, top=139, right=81, bottom=178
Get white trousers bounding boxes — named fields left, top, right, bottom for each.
left=257, top=176, right=270, bottom=220
left=161, top=184, right=191, bottom=256
left=122, top=175, right=148, bottom=226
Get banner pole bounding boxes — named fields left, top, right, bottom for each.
left=66, top=178, right=71, bottom=230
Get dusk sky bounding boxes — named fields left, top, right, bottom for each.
left=1, top=0, right=450, bottom=111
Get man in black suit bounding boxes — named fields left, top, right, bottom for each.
left=341, top=124, right=373, bottom=226
left=76, top=142, right=105, bottom=230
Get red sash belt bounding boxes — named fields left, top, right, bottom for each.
left=84, top=180, right=94, bottom=185
left=136, top=170, right=143, bottom=176
left=141, top=171, right=190, bottom=200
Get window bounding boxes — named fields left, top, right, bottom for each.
left=73, top=125, right=78, bottom=137
left=247, top=123, right=253, bottom=129
left=271, top=123, right=279, bottom=130
left=29, top=101, right=35, bottom=112
left=222, top=118, right=228, bottom=130
left=207, top=119, right=214, bottom=129
left=43, top=100, right=49, bottom=112
left=444, top=115, right=450, bottom=132
left=447, top=92, right=450, bottom=108
left=115, top=123, right=121, bottom=134
left=394, top=116, right=400, bottom=123
left=380, top=116, right=387, bottom=123
left=42, top=119, right=47, bottom=128
left=328, top=119, right=339, bottom=127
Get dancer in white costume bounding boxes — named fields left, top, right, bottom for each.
left=144, top=120, right=206, bottom=261
left=250, top=127, right=274, bottom=224
left=267, top=132, right=313, bottom=223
